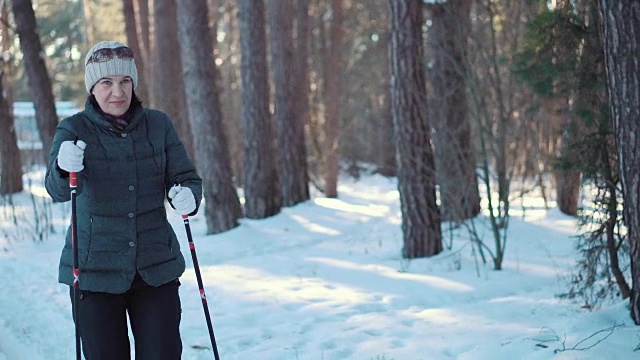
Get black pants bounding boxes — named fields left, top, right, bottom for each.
left=70, top=275, right=182, bottom=360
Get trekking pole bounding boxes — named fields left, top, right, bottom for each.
left=70, top=170, right=81, bottom=360
left=182, top=214, right=220, bottom=360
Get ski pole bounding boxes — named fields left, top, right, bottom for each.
left=182, top=214, right=220, bottom=360
left=70, top=170, right=81, bottom=360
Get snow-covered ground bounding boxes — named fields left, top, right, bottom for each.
left=0, top=169, right=637, bottom=359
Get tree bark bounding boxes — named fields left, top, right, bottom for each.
left=294, top=0, right=311, bottom=176
left=134, top=0, right=152, bottom=105
left=153, top=0, right=193, bottom=161
left=598, top=0, right=640, bottom=325
left=238, top=0, right=281, bottom=219
left=427, top=0, right=480, bottom=222
left=82, top=0, right=94, bottom=46
left=0, top=2, right=21, bottom=194
left=555, top=108, right=581, bottom=216
left=176, top=0, right=242, bottom=234
left=376, top=91, right=396, bottom=177
left=0, top=73, right=22, bottom=194
left=389, top=0, right=442, bottom=258
left=376, top=23, right=396, bottom=178
left=267, top=0, right=310, bottom=206
left=2, top=3, right=13, bottom=107
left=122, top=0, right=149, bottom=102
left=322, top=0, right=344, bottom=198
left=12, top=0, right=58, bottom=163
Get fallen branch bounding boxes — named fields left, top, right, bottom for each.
left=555, top=322, right=623, bottom=353
left=528, top=322, right=623, bottom=353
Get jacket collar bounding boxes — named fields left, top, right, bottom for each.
left=84, top=97, right=144, bottom=133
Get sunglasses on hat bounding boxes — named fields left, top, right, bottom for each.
left=86, top=46, right=134, bottom=65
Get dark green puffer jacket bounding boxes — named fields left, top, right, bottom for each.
left=45, top=100, right=202, bottom=294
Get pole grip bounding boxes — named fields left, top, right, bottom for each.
left=70, top=172, right=78, bottom=188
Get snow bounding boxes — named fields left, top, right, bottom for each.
left=1, top=169, right=638, bottom=359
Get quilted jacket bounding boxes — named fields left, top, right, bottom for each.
left=45, top=100, right=202, bottom=294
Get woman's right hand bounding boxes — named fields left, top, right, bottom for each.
left=57, top=140, right=87, bottom=172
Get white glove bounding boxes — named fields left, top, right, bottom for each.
left=57, top=140, right=87, bottom=172
left=168, top=185, right=196, bottom=215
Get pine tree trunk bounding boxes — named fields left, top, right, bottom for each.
left=2, top=3, right=13, bottom=106
left=427, top=0, right=480, bottom=222
left=134, top=0, right=152, bottom=105
left=555, top=168, right=581, bottom=215
left=598, top=0, right=640, bottom=325
left=12, top=0, right=58, bottom=163
left=122, top=0, right=149, bottom=103
left=153, top=0, right=194, bottom=162
left=238, top=0, right=281, bottom=219
left=377, top=93, right=396, bottom=177
left=82, top=0, right=94, bottom=45
left=376, top=26, right=396, bottom=178
left=546, top=94, right=580, bottom=216
left=389, top=0, right=442, bottom=258
left=267, top=0, right=310, bottom=206
left=555, top=110, right=581, bottom=216
left=176, top=0, right=242, bottom=234
left=293, top=0, right=311, bottom=179
left=0, top=75, right=22, bottom=195
left=322, top=0, right=344, bottom=198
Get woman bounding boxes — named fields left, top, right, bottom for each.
left=45, top=40, right=202, bottom=359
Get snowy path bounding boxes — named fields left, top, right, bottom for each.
left=1, top=173, right=638, bottom=359
left=0, top=240, right=75, bottom=359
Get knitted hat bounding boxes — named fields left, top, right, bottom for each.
left=84, top=41, right=138, bottom=93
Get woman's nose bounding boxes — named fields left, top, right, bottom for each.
left=113, top=84, right=125, bottom=95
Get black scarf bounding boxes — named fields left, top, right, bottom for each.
left=88, top=93, right=143, bottom=132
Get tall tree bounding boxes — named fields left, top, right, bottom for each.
left=177, top=0, right=242, bottom=233
left=215, top=2, right=246, bottom=183
left=238, top=0, right=281, bottom=219
left=321, top=0, right=344, bottom=198
left=17, top=0, right=85, bottom=102
left=376, top=92, right=396, bottom=177
left=388, top=0, right=442, bottom=258
left=267, top=0, right=310, bottom=207
left=0, top=76, right=22, bottom=194
left=2, top=3, right=13, bottom=106
left=555, top=103, right=582, bottom=216
left=122, top=0, right=149, bottom=102
left=376, top=25, right=396, bottom=178
left=134, top=0, right=151, bottom=57
left=153, top=0, right=193, bottom=161
left=427, top=0, right=480, bottom=221
left=293, top=0, right=311, bottom=175
left=82, top=0, right=94, bottom=45
left=598, top=0, right=640, bottom=325
left=0, top=1, right=20, bottom=194
left=12, top=0, right=58, bottom=162
left=552, top=2, right=582, bottom=217
left=133, top=0, right=153, bottom=108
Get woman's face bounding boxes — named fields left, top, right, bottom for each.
left=91, top=75, right=133, bottom=117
